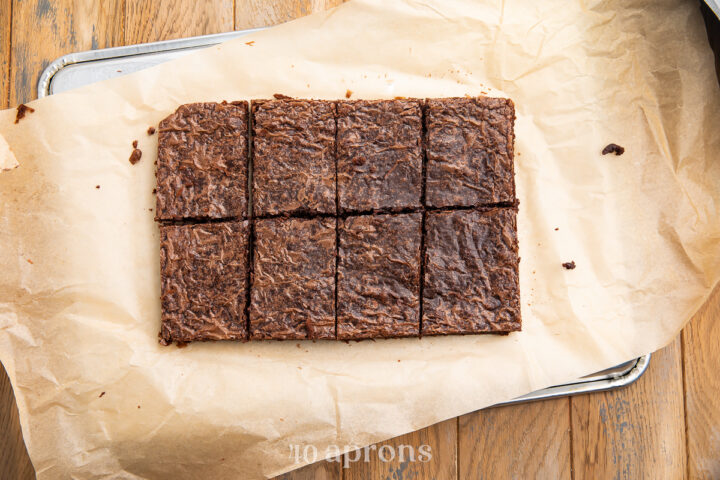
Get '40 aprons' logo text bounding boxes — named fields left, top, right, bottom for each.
left=289, top=443, right=432, bottom=468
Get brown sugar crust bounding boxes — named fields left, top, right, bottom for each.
left=338, top=213, right=422, bottom=339
left=423, top=208, right=521, bottom=334
left=250, top=217, right=336, bottom=340
left=156, top=102, right=248, bottom=220
left=159, top=221, right=249, bottom=344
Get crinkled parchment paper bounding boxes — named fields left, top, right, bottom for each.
left=0, top=0, right=719, bottom=478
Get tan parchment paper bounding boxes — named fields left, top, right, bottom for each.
left=1, top=0, right=719, bottom=478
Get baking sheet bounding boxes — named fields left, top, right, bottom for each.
left=0, top=0, right=719, bottom=478
left=38, top=31, right=651, bottom=405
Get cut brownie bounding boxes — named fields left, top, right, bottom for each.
left=156, top=102, right=248, bottom=220
left=252, top=99, right=336, bottom=216
left=250, top=217, right=336, bottom=340
left=159, top=221, right=249, bottom=344
left=338, top=213, right=422, bottom=339
left=425, top=97, right=516, bottom=207
left=423, top=208, right=521, bottom=334
left=337, top=99, right=422, bottom=212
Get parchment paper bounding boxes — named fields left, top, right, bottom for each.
left=1, top=0, right=719, bottom=478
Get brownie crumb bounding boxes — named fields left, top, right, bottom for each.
left=147, top=126, right=156, bottom=135
left=26, top=259, right=33, bottom=264
left=273, top=93, right=292, bottom=100
left=132, top=140, right=138, bottom=149
left=96, top=185, right=100, bottom=189
left=245, top=41, right=255, bottom=46
left=601, top=143, right=625, bottom=156
left=152, top=188, right=157, bottom=194
left=345, top=89, right=353, bottom=98
left=99, top=391, right=105, bottom=398
left=129, top=149, right=142, bottom=165
left=137, top=405, right=141, bottom=409
left=14, top=104, right=35, bottom=124
left=562, top=261, right=576, bottom=270
left=554, top=227, right=559, bottom=231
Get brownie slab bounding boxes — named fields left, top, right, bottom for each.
left=423, top=208, right=521, bottom=334
left=252, top=99, right=336, bottom=216
left=156, top=102, right=248, bottom=220
left=338, top=213, right=422, bottom=339
left=159, top=221, right=250, bottom=344
left=337, top=99, right=422, bottom=212
left=425, top=97, right=516, bottom=207
left=250, top=217, right=336, bottom=340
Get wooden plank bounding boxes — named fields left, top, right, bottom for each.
left=0, top=367, right=34, bottom=480
left=9, top=0, right=124, bottom=105
left=571, top=337, right=686, bottom=479
left=125, top=0, right=234, bottom=44
left=683, top=286, right=720, bottom=479
left=275, top=461, right=341, bottom=480
left=1, top=0, right=10, bottom=106
left=234, top=0, right=346, bottom=30
left=343, top=419, right=457, bottom=480
left=458, top=398, right=571, bottom=479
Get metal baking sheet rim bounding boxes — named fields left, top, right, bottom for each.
left=36, top=30, right=651, bottom=406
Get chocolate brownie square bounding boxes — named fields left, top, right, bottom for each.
left=252, top=99, right=336, bottom=216
left=423, top=208, right=521, bottom=334
left=337, top=213, right=422, bottom=339
left=159, top=221, right=250, bottom=344
left=156, top=102, right=248, bottom=220
left=337, top=99, right=422, bottom=212
left=250, top=217, right=336, bottom=340
left=425, top=97, right=516, bottom=207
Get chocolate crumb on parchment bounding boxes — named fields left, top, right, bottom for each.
left=562, top=261, right=576, bottom=270
left=14, top=104, right=35, bottom=124
left=345, top=90, right=353, bottom=98
left=147, top=126, right=156, bottom=135
left=96, top=185, right=100, bottom=189
left=273, top=93, right=292, bottom=100
left=132, top=140, right=138, bottom=148
left=99, top=391, right=105, bottom=398
left=129, top=148, right=142, bottom=165
left=601, top=143, right=625, bottom=156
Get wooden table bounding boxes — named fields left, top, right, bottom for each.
left=1, top=1, right=719, bottom=478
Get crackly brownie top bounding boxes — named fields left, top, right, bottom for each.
left=159, top=221, right=249, bottom=344
left=425, top=97, right=515, bottom=207
left=252, top=99, right=336, bottom=216
left=250, top=216, right=336, bottom=340
left=423, top=208, right=520, bottom=334
left=337, top=213, right=422, bottom=339
left=156, top=102, right=248, bottom=220
left=337, top=99, right=422, bottom=212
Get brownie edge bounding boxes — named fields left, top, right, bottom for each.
left=156, top=101, right=249, bottom=221
left=160, top=221, right=250, bottom=344
left=250, top=217, right=336, bottom=340
left=423, top=208, right=521, bottom=335
left=338, top=213, right=422, bottom=339
left=425, top=97, right=516, bottom=208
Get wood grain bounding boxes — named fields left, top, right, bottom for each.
left=344, top=419, right=457, bottom=480
left=458, top=399, right=571, bottom=480
left=0, top=367, right=33, bottom=480
left=275, top=461, right=341, bottom=480
left=125, top=0, right=234, bottom=44
left=234, top=0, right=346, bottom=30
left=1, top=0, right=10, bottom=106
left=683, top=285, right=720, bottom=480
left=571, top=338, right=687, bottom=479
left=9, top=0, right=124, bottom=104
